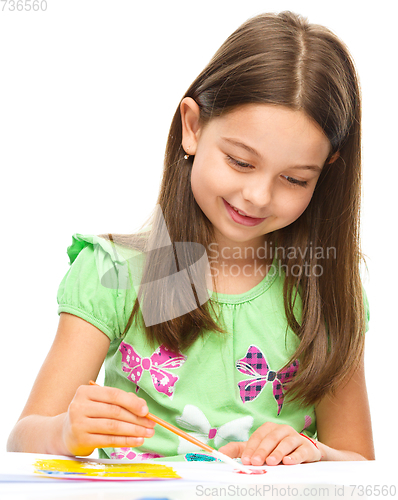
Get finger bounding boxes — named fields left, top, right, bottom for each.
left=282, top=444, right=307, bottom=465
left=239, top=426, right=273, bottom=465
left=85, top=417, right=155, bottom=439
left=83, top=400, right=156, bottom=429
left=83, top=384, right=149, bottom=417
left=263, top=434, right=301, bottom=466
left=218, top=442, right=246, bottom=458
left=282, top=443, right=321, bottom=465
left=81, top=433, right=147, bottom=451
left=241, top=424, right=286, bottom=465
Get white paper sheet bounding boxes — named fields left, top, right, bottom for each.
left=0, top=452, right=396, bottom=500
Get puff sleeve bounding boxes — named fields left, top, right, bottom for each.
left=56, top=233, right=138, bottom=342
left=362, top=284, right=371, bottom=334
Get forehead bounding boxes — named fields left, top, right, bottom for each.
left=206, top=103, right=331, bottom=161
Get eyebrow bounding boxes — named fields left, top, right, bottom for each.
left=220, top=137, right=322, bottom=172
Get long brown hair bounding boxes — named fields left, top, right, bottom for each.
left=99, top=11, right=368, bottom=407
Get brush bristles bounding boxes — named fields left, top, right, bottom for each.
left=211, top=450, right=251, bottom=473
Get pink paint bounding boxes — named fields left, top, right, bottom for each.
left=235, top=468, right=267, bottom=474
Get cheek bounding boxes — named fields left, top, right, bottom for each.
left=190, top=155, right=227, bottom=199
left=278, top=191, right=314, bottom=222
left=190, top=160, right=215, bottom=214
left=190, top=160, right=207, bottom=202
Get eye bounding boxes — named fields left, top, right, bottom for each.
left=225, top=155, right=309, bottom=188
left=225, top=154, right=254, bottom=170
left=283, top=176, right=308, bottom=188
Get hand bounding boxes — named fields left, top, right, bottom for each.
left=62, top=384, right=156, bottom=456
left=218, top=422, right=322, bottom=466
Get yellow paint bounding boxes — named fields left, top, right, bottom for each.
left=33, top=459, right=180, bottom=479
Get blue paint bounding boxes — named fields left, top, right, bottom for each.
left=185, top=452, right=217, bottom=462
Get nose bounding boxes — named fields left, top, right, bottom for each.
left=241, top=176, right=273, bottom=212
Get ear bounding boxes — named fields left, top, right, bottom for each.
left=328, top=151, right=340, bottom=164
left=180, top=97, right=202, bottom=156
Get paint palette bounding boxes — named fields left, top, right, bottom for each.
left=33, top=459, right=180, bottom=481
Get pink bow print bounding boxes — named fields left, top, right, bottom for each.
left=236, top=344, right=299, bottom=415
left=110, top=448, right=163, bottom=461
left=119, top=341, right=186, bottom=398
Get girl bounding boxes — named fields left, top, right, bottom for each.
left=7, top=10, right=374, bottom=465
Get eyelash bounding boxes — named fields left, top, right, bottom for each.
left=225, top=155, right=309, bottom=188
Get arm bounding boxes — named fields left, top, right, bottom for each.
left=7, top=312, right=155, bottom=456
left=315, top=351, right=375, bottom=461
left=219, top=350, right=375, bottom=464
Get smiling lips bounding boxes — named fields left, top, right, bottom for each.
left=225, top=199, right=265, bottom=219
left=223, top=199, right=268, bottom=226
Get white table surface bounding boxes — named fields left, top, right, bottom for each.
left=0, top=452, right=396, bottom=500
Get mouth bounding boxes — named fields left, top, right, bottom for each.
left=224, top=199, right=265, bottom=218
left=223, top=199, right=268, bottom=226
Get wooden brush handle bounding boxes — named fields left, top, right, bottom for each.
left=146, top=412, right=214, bottom=454
left=89, top=380, right=214, bottom=454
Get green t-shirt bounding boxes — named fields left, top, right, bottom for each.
left=56, top=232, right=370, bottom=462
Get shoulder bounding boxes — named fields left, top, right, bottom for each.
left=57, top=232, right=146, bottom=341
left=65, top=232, right=146, bottom=290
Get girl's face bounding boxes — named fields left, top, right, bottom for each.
left=181, top=99, right=336, bottom=257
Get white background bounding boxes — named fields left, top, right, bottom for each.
left=0, top=0, right=396, bottom=466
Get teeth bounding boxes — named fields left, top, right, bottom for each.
left=232, top=206, right=248, bottom=217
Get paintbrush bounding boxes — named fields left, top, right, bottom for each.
left=88, top=380, right=260, bottom=473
